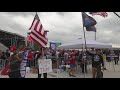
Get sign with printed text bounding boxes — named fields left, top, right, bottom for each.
left=38, top=59, right=52, bottom=74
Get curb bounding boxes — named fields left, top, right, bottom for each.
left=48, top=73, right=57, bottom=77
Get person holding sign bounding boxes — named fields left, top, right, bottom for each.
left=37, top=48, right=48, bottom=78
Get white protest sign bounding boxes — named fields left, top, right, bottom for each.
left=38, top=59, right=52, bottom=74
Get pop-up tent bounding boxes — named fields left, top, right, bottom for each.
left=0, top=43, right=8, bottom=51
left=57, top=39, right=112, bottom=49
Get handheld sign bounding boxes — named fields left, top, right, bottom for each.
left=38, top=59, right=52, bottom=74
left=107, top=54, right=118, bottom=61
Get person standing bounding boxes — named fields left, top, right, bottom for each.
left=5, top=50, right=10, bottom=59
left=8, top=49, right=22, bottom=78
left=114, top=50, right=119, bottom=65
left=5, top=50, right=10, bottom=67
left=69, top=53, right=76, bottom=77
left=102, top=51, right=107, bottom=70
left=1, top=52, right=7, bottom=60
left=37, top=48, right=48, bottom=78
left=81, top=51, right=87, bottom=74
left=87, top=49, right=104, bottom=78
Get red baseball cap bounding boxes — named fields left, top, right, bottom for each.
left=10, top=46, right=17, bottom=52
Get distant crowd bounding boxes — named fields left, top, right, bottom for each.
left=0, top=47, right=120, bottom=78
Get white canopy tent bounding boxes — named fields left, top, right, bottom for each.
left=0, top=43, right=8, bottom=51
left=57, top=39, right=112, bottom=49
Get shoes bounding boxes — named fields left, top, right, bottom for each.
left=69, top=73, right=72, bottom=76
left=103, top=68, right=107, bottom=70
left=69, top=73, right=76, bottom=77
left=72, top=75, right=76, bottom=77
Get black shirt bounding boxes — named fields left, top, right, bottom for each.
left=87, top=51, right=103, bottom=67
left=5, top=52, right=10, bottom=58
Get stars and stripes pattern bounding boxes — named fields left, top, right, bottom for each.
left=29, top=13, right=48, bottom=47
left=89, top=12, right=108, bottom=18
left=27, top=35, right=33, bottom=42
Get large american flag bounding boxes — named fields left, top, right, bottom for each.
left=89, top=12, right=108, bottom=18
left=29, top=13, right=48, bottom=47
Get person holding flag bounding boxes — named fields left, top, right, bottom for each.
left=8, top=47, right=23, bottom=78
left=28, top=12, right=48, bottom=78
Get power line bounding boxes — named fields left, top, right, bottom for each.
left=113, top=12, right=120, bottom=18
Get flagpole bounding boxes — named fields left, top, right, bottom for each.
left=95, top=31, right=96, bottom=40
left=81, top=12, right=88, bottom=78
left=35, top=11, right=44, bottom=78
left=81, top=14, right=87, bottom=51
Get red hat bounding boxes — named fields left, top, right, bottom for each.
left=10, top=46, right=17, bottom=52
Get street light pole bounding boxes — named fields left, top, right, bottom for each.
left=78, top=38, right=83, bottom=49
left=44, top=30, right=49, bottom=47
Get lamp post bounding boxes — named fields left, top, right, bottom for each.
left=78, top=37, right=83, bottom=50
left=45, top=30, right=49, bottom=38
left=44, top=30, right=49, bottom=47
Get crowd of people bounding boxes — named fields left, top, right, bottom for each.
left=0, top=46, right=120, bottom=78
left=54, top=48, right=120, bottom=78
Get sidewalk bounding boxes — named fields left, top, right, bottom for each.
left=57, top=61, right=120, bottom=78
left=0, top=71, right=57, bottom=78
left=0, top=61, right=120, bottom=78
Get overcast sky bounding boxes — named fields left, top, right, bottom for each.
left=0, top=12, right=120, bottom=47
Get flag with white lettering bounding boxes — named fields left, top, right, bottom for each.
left=20, top=48, right=29, bottom=78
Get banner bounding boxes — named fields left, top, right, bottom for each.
left=50, top=42, right=56, bottom=50
left=38, top=59, right=52, bottom=74
left=50, top=42, right=62, bottom=50
left=56, top=43, right=62, bottom=47
left=20, top=49, right=29, bottom=78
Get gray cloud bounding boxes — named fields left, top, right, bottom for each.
left=0, top=12, right=120, bottom=47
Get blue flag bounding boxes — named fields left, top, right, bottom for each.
left=86, top=26, right=96, bottom=32
left=50, top=42, right=57, bottom=51
left=82, top=12, right=97, bottom=28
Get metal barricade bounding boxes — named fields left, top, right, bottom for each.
left=0, top=59, right=6, bottom=70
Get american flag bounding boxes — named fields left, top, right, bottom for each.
left=29, top=13, right=48, bottom=47
left=27, top=36, right=33, bottom=42
left=89, top=12, right=108, bottom=18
